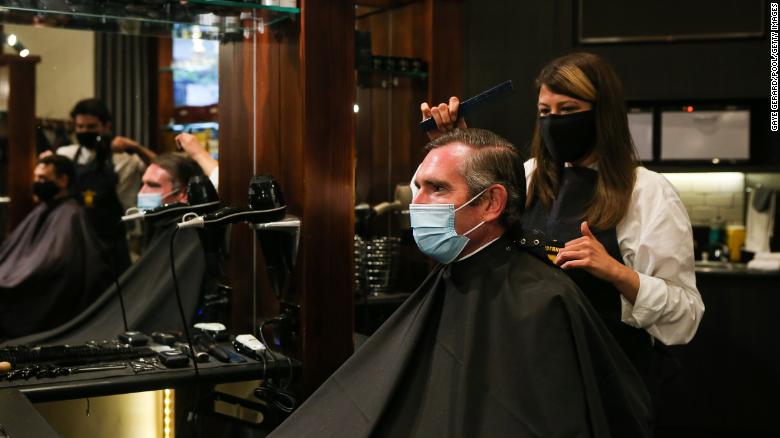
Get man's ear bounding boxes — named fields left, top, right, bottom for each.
left=481, top=184, right=507, bottom=223
left=178, top=187, right=189, bottom=204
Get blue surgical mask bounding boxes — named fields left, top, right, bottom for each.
left=137, top=193, right=162, bottom=211
left=136, top=187, right=179, bottom=211
left=409, top=189, right=488, bottom=264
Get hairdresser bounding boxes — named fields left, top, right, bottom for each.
left=421, top=52, right=704, bottom=394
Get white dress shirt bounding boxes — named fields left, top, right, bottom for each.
left=208, top=167, right=220, bottom=191
left=525, top=159, right=704, bottom=345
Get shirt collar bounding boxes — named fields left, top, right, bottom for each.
left=456, top=235, right=502, bottom=262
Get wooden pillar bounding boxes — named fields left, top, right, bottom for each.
left=294, top=0, right=356, bottom=391
left=424, top=0, right=463, bottom=112
left=0, top=54, right=40, bottom=232
left=218, top=34, right=259, bottom=335
left=219, top=2, right=355, bottom=393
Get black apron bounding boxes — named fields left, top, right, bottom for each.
left=520, top=167, right=658, bottom=385
left=70, top=145, right=130, bottom=272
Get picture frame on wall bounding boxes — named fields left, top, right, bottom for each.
left=578, top=0, right=765, bottom=44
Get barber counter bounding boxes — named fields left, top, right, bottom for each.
left=0, top=339, right=300, bottom=436
left=658, top=266, right=780, bottom=437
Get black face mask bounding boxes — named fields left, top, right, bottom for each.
left=539, top=110, right=596, bottom=164
left=76, top=132, right=101, bottom=149
left=33, top=180, right=59, bottom=202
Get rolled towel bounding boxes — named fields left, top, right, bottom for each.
left=747, top=259, right=780, bottom=271
left=753, top=252, right=780, bottom=261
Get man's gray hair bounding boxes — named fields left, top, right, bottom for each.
left=425, top=128, right=525, bottom=227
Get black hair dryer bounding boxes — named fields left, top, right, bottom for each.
left=250, top=175, right=300, bottom=300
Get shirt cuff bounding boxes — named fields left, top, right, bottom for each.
left=620, top=272, right=667, bottom=328
left=209, top=167, right=219, bottom=191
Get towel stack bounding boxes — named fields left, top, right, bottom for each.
left=745, top=188, right=775, bottom=254
left=747, top=252, right=780, bottom=271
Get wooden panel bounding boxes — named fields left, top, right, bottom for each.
left=2, top=55, right=40, bottom=230
left=425, top=0, right=463, bottom=111
left=354, top=0, right=464, bottom=209
left=219, top=2, right=356, bottom=394
left=296, top=0, right=356, bottom=392
left=355, top=2, right=433, bottom=208
left=252, top=20, right=284, bottom=324
left=278, top=22, right=303, bottom=309
left=218, top=38, right=257, bottom=334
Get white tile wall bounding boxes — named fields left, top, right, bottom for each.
left=661, top=172, right=745, bottom=226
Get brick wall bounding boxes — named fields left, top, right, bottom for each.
left=661, top=173, right=745, bottom=226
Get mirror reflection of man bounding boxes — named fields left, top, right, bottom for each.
left=271, top=128, right=653, bottom=438
left=138, top=153, right=199, bottom=209
left=0, top=155, right=112, bottom=340
left=43, top=99, right=157, bottom=270
left=5, top=154, right=213, bottom=346
left=133, top=153, right=202, bottom=250
left=46, top=98, right=157, bottom=213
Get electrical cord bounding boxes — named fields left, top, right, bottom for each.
left=169, top=227, right=200, bottom=379
left=112, top=219, right=129, bottom=332
left=254, top=317, right=297, bottom=414
left=258, top=318, right=295, bottom=389
left=169, top=227, right=203, bottom=438
left=254, top=382, right=297, bottom=415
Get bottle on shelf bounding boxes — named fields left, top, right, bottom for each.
left=708, top=216, right=727, bottom=261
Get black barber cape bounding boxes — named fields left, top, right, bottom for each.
left=0, top=198, right=112, bottom=340
left=272, top=237, right=652, bottom=438
left=3, top=223, right=209, bottom=346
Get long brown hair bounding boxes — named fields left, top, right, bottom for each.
left=527, top=52, right=638, bottom=230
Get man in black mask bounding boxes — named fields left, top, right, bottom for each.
left=0, top=155, right=112, bottom=340
left=43, top=99, right=157, bottom=270
left=52, top=98, right=157, bottom=212
left=270, top=128, right=653, bottom=438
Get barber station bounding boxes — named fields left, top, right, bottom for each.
left=0, top=1, right=776, bottom=437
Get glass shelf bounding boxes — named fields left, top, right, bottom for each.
left=0, top=1, right=299, bottom=39
left=163, top=121, right=220, bottom=132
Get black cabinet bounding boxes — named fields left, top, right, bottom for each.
left=659, top=270, right=780, bottom=437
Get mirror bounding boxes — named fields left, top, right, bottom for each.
left=0, top=2, right=297, bottom=341
left=353, top=4, right=432, bottom=336
left=0, top=21, right=220, bottom=253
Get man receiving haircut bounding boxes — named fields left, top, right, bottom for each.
left=137, top=153, right=202, bottom=209
left=271, top=128, right=652, bottom=437
left=0, top=155, right=112, bottom=340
